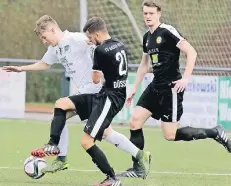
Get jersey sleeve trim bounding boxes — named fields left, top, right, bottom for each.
left=176, top=39, right=185, bottom=47
left=160, top=23, right=185, bottom=45
left=92, top=69, right=102, bottom=72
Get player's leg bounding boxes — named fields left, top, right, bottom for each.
left=175, top=125, right=231, bottom=151
left=115, top=106, right=152, bottom=179
left=103, top=125, right=151, bottom=179
left=48, top=97, right=75, bottom=146
left=161, top=89, right=231, bottom=151
left=81, top=133, right=121, bottom=186
left=47, top=111, right=77, bottom=173
left=163, top=121, right=231, bottom=151
left=117, top=85, right=158, bottom=178
left=162, top=121, right=218, bottom=141
left=82, top=95, right=122, bottom=185
left=82, top=82, right=148, bottom=163
left=36, top=109, right=75, bottom=173
left=31, top=94, right=90, bottom=157
left=51, top=84, right=101, bottom=172
left=58, top=110, right=76, bottom=157
left=104, top=125, right=140, bottom=158
left=161, top=89, right=211, bottom=140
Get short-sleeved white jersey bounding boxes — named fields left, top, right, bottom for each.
left=42, top=30, right=101, bottom=94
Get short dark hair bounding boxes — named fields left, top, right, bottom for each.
left=142, top=0, right=161, bottom=11
left=83, top=17, right=107, bottom=33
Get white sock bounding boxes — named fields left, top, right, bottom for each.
left=58, top=125, right=69, bottom=156
left=104, top=130, right=139, bottom=157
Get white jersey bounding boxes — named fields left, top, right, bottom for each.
left=41, top=30, right=101, bottom=94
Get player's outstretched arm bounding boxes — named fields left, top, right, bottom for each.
left=172, top=40, right=197, bottom=92
left=126, top=54, right=149, bottom=107
left=2, top=61, right=51, bottom=72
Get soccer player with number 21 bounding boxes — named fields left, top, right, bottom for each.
left=30, top=17, right=151, bottom=186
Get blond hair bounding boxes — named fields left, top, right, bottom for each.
left=34, top=15, right=58, bottom=35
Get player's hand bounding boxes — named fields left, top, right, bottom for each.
left=126, top=87, right=136, bottom=108
left=2, top=66, right=23, bottom=72
left=172, top=78, right=189, bottom=93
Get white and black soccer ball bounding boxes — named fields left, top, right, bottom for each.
left=24, top=156, right=48, bottom=179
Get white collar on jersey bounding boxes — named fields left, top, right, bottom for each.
left=57, top=30, right=70, bottom=47
left=149, top=23, right=163, bottom=34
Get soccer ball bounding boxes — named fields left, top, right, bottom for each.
left=24, top=156, right=48, bottom=179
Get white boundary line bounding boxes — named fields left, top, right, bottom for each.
left=1, top=166, right=231, bottom=176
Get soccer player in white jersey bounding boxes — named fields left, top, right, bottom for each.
left=2, top=15, right=151, bottom=174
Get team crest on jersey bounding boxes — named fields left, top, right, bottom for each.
left=156, top=36, right=162, bottom=44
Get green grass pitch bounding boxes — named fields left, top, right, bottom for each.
left=0, top=119, right=231, bottom=186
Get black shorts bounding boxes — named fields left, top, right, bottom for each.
left=68, top=92, right=124, bottom=141
left=137, top=84, right=184, bottom=122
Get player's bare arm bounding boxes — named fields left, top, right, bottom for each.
left=172, top=40, right=197, bottom=93
left=134, top=54, right=150, bottom=90
left=126, top=54, right=149, bottom=107
left=92, top=71, right=102, bottom=84
left=2, top=61, right=51, bottom=72
left=178, top=40, right=197, bottom=78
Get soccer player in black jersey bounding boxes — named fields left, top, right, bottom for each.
left=117, top=0, right=231, bottom=179
left=31, top=17, right=151, bottom=185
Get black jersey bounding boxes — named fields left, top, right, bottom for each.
left=93, top=38, right=128, bottom=101
left=143, top=23, right=184, bottom=88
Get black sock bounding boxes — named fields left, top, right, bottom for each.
left=130, top=129, right=144, bottom=164
left=57, top=156, right=67, bottom=162
left=49, top=108, right=67, bottom=145
left=86, top=145, right=115, bottom=178
left=175, top=127, right=218, bottom=141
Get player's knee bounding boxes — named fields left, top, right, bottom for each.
left=161, top=122, right=178, bottom=141
left=103, top=125, right=113, bottom=138
left=129, top=115, right=142, bottom=130
left=162, top=129, right=177, bottom=141
left=81, top=134, right=94, bottom=150
left=163, top=133, right=176, bottom=141
left=55, top=97, right=74, bottom=110
left=80, top=138, right=88, bottom=149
